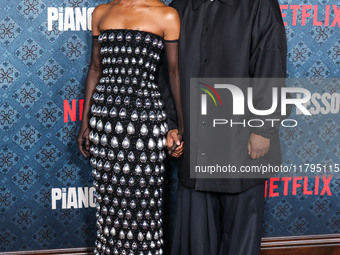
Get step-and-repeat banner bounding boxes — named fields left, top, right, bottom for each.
left=0, top=0, right=339, bottom=252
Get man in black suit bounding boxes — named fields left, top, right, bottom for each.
left=158, top=0, right=289, bottom=254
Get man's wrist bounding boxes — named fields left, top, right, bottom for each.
left=251, top=131, right=272, bottom=139
left=168, top=128, right=178, bottom=133
left=250, top=129, right=272, bottom=139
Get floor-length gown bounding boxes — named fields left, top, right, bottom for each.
left=88, top=28, right=168, bottom=255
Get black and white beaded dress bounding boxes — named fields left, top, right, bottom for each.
left=88, top=29, right=176, bottom=255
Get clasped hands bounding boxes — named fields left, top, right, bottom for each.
left=77, top=127, right=270, bottom=160
left=166, top=129, right=270, bottom=159
left=166, top=129, right=184, bottom=158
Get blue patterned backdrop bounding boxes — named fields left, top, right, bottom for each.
left=0, top=0, right=339, bottom=252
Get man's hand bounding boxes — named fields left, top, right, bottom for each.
left=248, top=133, right=270, bottom=159
left=166, top=129, right=184, bottom=158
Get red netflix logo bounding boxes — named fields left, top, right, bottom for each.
left=63, top=99, right=84, bottom=122
left=280, top=5, right=340, bottom=27
left=265, top=175, right=333, bottom=198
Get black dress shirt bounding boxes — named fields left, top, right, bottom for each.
left=157, top=0, right=289, bottom=193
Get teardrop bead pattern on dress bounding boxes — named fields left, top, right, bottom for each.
left=90, top=29, right=167, bottom=255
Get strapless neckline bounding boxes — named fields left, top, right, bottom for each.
left=99, top=28, right=164, bottom=41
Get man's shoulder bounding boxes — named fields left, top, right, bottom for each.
left=252, top=0, right=282, bottom=16
left=169, top=0, right=189, bottom=11
left=239, top=0, right=281, bottom=13
left=242, top=0, right=283, bottom=24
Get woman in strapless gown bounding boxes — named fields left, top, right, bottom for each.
left=76, top=1, right=184, bottom=255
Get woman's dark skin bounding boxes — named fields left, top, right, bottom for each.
left=76, top=0, right=184, bottom=158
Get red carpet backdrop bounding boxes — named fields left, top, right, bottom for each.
left=0, top=0, right=339, bottom=252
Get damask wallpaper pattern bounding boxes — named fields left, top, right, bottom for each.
left=0, top=0, right=339, bottom=252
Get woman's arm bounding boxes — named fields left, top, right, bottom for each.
left=162, top=7, right=184, bottom=156
left=77, top=5, right=104, bottom=158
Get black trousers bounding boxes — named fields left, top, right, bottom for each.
left=171, top=181, right=266, bottom=255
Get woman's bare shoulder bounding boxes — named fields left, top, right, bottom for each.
left=159, top=5, right=180, bottom=23
left=151, top=2, right=179, bottom=20
left=92, top=3, right=109, bottom=17
left=150, top=3, right=180, bottom=39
